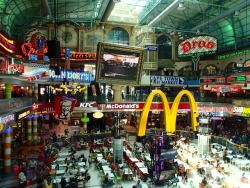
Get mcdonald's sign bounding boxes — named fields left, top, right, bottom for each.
left=138, top=90, right=199, bottom=136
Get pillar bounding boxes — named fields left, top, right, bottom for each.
left=136, top=111, right=141, bottom=128
left=33, top=115, right=38, bottom=145
left=197, top=134, right=211, bottom=156
left=83, top=112, right=87, bottom=133
left=113, top=85, right=122, bottom=102
left=247, top=118, right=250, bottom=133
left=34, top=83, right=38, bottom=103
left=27, top=116, right=33, bottom=145
left=5, top=84, right=12, bottom=99
left=113, top=138, right=123, bottom=165
left=4, top=128, right=12, bottom=172
left=28, top=86, right=32, bottom=97
left=84, top=85, right=88, bottom=101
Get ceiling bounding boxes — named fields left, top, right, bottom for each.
left=0, top=0, right=250, bottom=54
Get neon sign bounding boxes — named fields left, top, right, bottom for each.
left=49, top=69, right=92, bottom=82
left=61, top=48, right=96, bottom=61
left=0, top=33, right=15, bottom=53
left=218, top=49, right=250, bottom=60
left=178, top=36, right=217, bottom=57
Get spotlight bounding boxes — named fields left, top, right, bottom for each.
left=177, top=2, right=186, bottom=11
left=234, top=10, right=240, bottom=17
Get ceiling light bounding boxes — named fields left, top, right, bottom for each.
left=234, top=10, right=240, bottom=17
left=177, top=2, right=186, bottom=11
left=170, top=31, right=175, bottom=35
left=93, top=111, right=104, bottom=119
left=179, top=36, right=184, bottom=40
left=177, top=32, right=182, bottom=36
left=196, top=29, right=200, bottom=34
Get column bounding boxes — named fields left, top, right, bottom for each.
left=33, top=115, right=38, bottom=145
left=136, top=111, right=141, bottom=129
left=84, top=85, right=88, bottom=101
left=83, top=112, right=87, bottom=133
left=113, top=85, right=122, bottom=102
left=5, top=84, right=12, bottom=99
left=247, top=118, right=250, bottom=133
left=34, top=83, right=38, bottom=103
left=28, top=86, right=32, bottom=97
left=27, top=116, right=33, bottom=145
left=113, top=138, right=123, bottom=165
left=197, top=134, right=211, bottom=156
left=4, top=128, right=12, bottom=172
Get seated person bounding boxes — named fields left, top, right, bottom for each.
left=201, top=177, right=207, bottom=186
left=69, top=166, right=79, bottom=175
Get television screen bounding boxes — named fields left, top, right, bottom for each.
left=159, top=170, right=175, bottom=180
left=96, top=42, right=145, bottom=86
left=160, top=149, right=177, bottom=160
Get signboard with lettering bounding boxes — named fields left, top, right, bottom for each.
left=200, top=77, right=216, bottom=84
left=178, top=36, right=217, bottom=57
left=227, top=75, right=246, bottom=83
left=145, top=45, right=158, bottom=51
left=232, top=106, right=250, bottom=117
left=49, top=69, right=92, bottom=82
left=0, top=114, right=15, bottom=124
left=17, top=109, right=31, bottom=120
left=218, top=49, right=250, bottom=60
left=150, top=76, right=185, bottom=85
left=61, top=49, right=96, bottom=61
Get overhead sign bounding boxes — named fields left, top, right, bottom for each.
left=17, top=110, right=31, bottom=120
left=232, top=106, right=250, bottom=117
left=200, top=77, right=216, bottom=84
left=61, top=48, right=96, bottom=61
left=150, top=76, right=185, bottom=85
left=137, top=90, right=199, bottom=136
left=218, top=49, right=250, bottom=60
left=145, top=45, right=158, bottom=51
left=178, top=36, right=217, bottom=57
left=49, top=69, right=92, bottom=82
left=0, top=114, right=15, bottom=124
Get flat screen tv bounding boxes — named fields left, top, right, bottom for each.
left=96, top=42, right=145, bottom=86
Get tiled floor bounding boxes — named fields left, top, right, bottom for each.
left=0, top=124, right=250, bottom=188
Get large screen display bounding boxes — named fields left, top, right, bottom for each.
left=96, top=42, right=145, bottom=86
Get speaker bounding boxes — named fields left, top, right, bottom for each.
left=47, top=40, right=61, bottom=59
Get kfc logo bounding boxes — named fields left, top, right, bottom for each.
left=60, top=100, right=72, bottom=119
left=54, top=95, right=77, bottom=119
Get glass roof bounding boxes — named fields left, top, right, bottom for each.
left=0, top=0, right=249, bottom=53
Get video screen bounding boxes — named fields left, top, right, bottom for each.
left=160, top=149, right=177, bottom=160
left=96, top=42, right=145, bottom=86
left=159, top=170, right=175, bottom=180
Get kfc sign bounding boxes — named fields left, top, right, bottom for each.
left=79, top=102, right=95, bottom=108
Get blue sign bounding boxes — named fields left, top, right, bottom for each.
left=65, top=48, right=70, bottom=60
left=150, top=76, right=185, bottom=85
left=29, top=54, right=38, bottom=61
left=145, top=45, right=158, bottom=51
left=49, top=69, right=92, bottom=82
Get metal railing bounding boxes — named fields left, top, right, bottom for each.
left=0, top=97, right=34, bottom=115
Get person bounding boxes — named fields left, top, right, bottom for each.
left=60, top=177, right=68, bottom=188
left=104, top=173, right=113, bottom=188
left=135, top=180, right=142, bottom=188
left=201, top=177, right=207, bottom=186
left=88, top=156, right=92, bottom=168
left=18, top=170, right=26, bottom=188
left=29, top=158, right=37, bottom=173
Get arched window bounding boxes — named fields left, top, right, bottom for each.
left=156, top=35, right=172, bottom=59
left=108, top=27, right=129, bottom=46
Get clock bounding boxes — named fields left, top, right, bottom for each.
left=61, top=31, right=73, bottom=43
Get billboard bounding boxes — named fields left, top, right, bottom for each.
left=137, top=90, right=199, bottom=136
left=178, top=36, right=217, bottom=57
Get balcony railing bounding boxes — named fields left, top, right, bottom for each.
left=0, top=97, right=34, bottom=115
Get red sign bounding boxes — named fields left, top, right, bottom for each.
left=229, top=87, right=241, bottom=93
left=32, top=104, right=39, bottom=110
left=54, top=95, right=77, bottom=119
left=61, top=49, right=96, bottom=61
left=210, top=87, right=220, bottom=92
left=0, top=33, right=15, bottom=53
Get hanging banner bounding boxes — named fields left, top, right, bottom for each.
left=54, top=95, right=77, bottom=119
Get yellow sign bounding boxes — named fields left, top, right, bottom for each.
left=137, top=90, right=199, bottom=136
left=0, top=123, right=4, bottom=132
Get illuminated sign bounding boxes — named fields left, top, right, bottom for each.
left=178, top=36, right=217, bottom=57
left=79, top=102, right=96, bottom=108
left=0, top=114, right=15, bottom=124
left=200, top=77, right=216, bottom=84
left=232, top=106, right=250, bottom=117
left=18, top=110, right=31, bottom=120
left=145, top=45, right=158, bottom=51
left=105, top=103, right=140, bottom=110
left=227, top=75, right=246, bottom=83
left=150, top=76, right=185, bottom=85
left=61, top=49, right=96, bottom=61
left=218, top=49, right=250, bottom=60
left=32, top=104, right=39, bottom=110
left=137, top=90, right=199, bottom=136
left=0, top=33, right=15, bottom=53
left=49, top=69, right=92, bottom=82
left=215, top=77, right=226, bottom=84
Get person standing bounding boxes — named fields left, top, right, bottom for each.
left=88, top=156, right=92, bottom=168
left=29, top=158, right=37, bottom=173
left=18, top=170, right=26, bottom=188
left=135, top=180, right=142, bottom=188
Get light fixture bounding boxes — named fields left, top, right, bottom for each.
left=93, top=111, right=104, bottom=119
left=177, top=2, right=186, bottom=11
left=196, top=29, right=200, bottom=34
left=179, top=36, right=184, bottom=40
left=170, top=31, right=175, bottom=35
left=234, top=10, right=240, bottom=17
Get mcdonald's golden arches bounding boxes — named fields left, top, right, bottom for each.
left=137, top=90, right=199, bottom=136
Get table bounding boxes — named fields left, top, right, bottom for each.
left=138, top=167, right=148, bottom=174
left=56, top=169, right=65, bottom=175
left=97, top=156, right=103, bottom=162
left=129, top=157, right=139, bottom=162
left=58, top=152, right=70, bottom=157
left=78, top=162, right=86, bottom=166
left=97, top=153, right=103, bottom=157
left=59, top=164, right=67, bottom=167
left=124, top=168, right=133, bottom=175
left=135, top=162, right=145, bottom=168
left=102, top=165, right=112, bottom=171
left=104, top=171, right=114, bottom=178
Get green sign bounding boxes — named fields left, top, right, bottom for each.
left=81, top=117, right=89, bottom=122
left=218, top=49, right=250, bottom=60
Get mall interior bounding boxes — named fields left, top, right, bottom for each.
left=0, top=0, right=250, bottom=188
